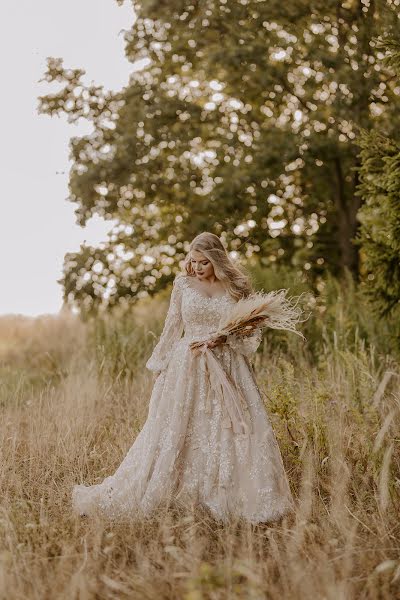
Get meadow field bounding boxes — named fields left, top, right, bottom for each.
left=0, top=268, right=399, bottom=599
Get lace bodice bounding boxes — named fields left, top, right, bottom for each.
left=145, top=274, right=262, bottom=373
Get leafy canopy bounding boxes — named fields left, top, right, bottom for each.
left=39, top=0, right=400, bottom=314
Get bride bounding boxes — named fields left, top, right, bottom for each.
left=72, top=232, right=295, bottom=524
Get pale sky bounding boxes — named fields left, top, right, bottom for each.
left=0, top=0, right=134, bottom=316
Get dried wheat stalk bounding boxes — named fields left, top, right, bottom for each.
left=190, top=289, right=309, bottom=350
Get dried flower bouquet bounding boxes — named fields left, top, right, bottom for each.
left=190, top=288, right=308, bottom=351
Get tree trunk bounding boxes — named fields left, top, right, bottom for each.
left=333, top=156, right=360, bottom=276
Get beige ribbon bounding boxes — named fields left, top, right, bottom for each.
left=198, top=344, right=253, bottom=436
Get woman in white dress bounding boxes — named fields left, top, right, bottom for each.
left=72, top=232, right=295, bottom=524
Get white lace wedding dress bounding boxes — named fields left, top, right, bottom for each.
left=72, top=274, right=295, bottom=523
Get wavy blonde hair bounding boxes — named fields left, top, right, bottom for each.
left=182, top=232, right=253, bottom=301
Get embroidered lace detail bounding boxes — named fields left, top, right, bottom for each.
left=72, top=273, right=294, bottom=524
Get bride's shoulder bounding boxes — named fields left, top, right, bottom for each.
left=173, top=273, right=191, bottom=289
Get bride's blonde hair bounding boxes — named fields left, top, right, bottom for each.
left=182, top=232, right=253, bottom=301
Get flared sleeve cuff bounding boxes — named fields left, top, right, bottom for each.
left=145, top=354, right=170, bottom=373
left=225, top=327, right=263, bottom=358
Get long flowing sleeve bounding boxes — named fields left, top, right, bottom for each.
left=145, top=275, right=184, bottom=373
left=225, top=327, right=263, bottom=358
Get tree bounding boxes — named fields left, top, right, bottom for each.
left=355, top=37, right=400, bottom=322
left=39, top=0, right=400, bottom=314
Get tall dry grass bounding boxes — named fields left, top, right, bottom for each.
left=0, top=278, right=399, bottom=599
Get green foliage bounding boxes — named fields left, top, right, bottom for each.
left=355, top=37, right=400, bottom=333
left=87, top=311, right=152, bottom=381
left=248, top=262, right=400, bottom=362
left=38, top=2, right=400, bottom=313
left=356, top=129, right=400, bottom=315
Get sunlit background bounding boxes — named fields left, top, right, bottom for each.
left=0, top=6, right=399, bottom=595
left=0, top=0, right=133, bottom=315
left=2, top=1, right=399, bottom=327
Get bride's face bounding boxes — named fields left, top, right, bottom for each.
left=190, top=250, right=215, bottom=280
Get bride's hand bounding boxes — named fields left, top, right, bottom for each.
left=205, top=335, right=227, bottom=349
left=190, top=335, right=227, bottom=357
